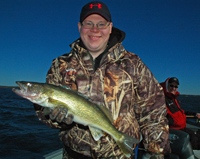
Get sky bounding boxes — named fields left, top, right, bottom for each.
left=0, top=0, right=200, bottom=95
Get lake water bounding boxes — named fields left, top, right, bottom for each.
left=0, top=88, right=199, bottom=159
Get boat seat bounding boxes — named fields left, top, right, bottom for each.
left=136, top=129, right=194, bottom=159
left=169, top=129, right=194, bottom=159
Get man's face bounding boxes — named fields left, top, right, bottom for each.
left=168, top=82, right=179, bottom=95
left=78, top=14, right=112, bottom=59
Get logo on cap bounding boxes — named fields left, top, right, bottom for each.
left=89, top=3, right=102, bottom=9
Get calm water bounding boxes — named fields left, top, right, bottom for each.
left=0, top=88, right=63, bottom=159
left=0, top=88, right=199, bottom=159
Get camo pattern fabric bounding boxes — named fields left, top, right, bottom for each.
left=35, top=39, right=170, bottom=159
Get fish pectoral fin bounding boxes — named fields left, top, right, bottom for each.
left=48, top=98, right=67, bottom=108
left=89, top=126, right=104, bottom=141
left=43, top=107, right=53, bottom=115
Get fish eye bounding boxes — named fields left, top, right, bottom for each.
left=27, top=83, right=32, bottom=87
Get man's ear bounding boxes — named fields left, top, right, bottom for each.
left=109, top=22, right=113, bottom=34
left=78, top=22, right=82, bottom=32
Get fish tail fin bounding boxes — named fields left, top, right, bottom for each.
left=116, top=133, right=140, bottom=157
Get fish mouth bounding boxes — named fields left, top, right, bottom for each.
left=12, top=81, right=38, bottom=99
left=16, top=81, right=28, bottom=91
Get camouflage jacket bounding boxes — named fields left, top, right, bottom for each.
left=34, top=38, right=170, bottom=158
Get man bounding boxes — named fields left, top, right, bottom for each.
left=34, top=1, right=170, bottom=158
left=160, top=77, right=200, bottom=150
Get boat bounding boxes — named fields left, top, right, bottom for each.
left=43, top=122, right=200, bottom=159
left=186, top=123, right=200, bottom=159
left=43, top=149, right=63, bottom=159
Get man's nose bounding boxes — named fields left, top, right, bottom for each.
left=91, top=24, right=99, bottom=31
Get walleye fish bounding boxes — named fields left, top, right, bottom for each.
left=12, top=81, right=140, bottom=157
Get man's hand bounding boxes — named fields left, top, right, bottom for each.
left=43, top=107, right=74, bottom=124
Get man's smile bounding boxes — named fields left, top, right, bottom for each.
left=89, top=35, right=101, bottom=40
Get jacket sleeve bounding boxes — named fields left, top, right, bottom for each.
left=34, top=103, right=69, bottom=129
left=34, top=57, right=70, bottom=130
left=134, top=58, right=171, bottom=156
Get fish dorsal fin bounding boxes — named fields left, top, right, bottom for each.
left=98, top=104, right=114, bottom=125
left=89, top=126, right=104, bottom=141
left=61, top=85, right=71, bottom=90
left=77, top=92, right=91, bottom=100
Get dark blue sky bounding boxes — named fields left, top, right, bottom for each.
left=1, top=0, right=200, bottom=95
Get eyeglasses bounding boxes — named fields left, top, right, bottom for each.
left=81, top=22, right=110, bottom=29
left=170, top=85, right=178, bottom=88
